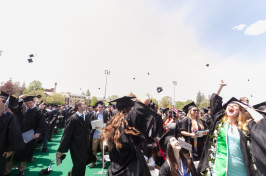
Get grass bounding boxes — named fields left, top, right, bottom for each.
left=10, top=131, right=109, bottom=176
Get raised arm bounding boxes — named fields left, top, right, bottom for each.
left=216, top=80, right=227, bottom=96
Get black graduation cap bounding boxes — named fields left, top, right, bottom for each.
left=0, top=50, right=2, bottom=56
left=202, top=107, right=209, bottom=113
left=110, top=96, right=135, bottom=110
left=133, top=77, right=135, bottom=80
left=157, top=87, right=163, bottom=93
left=253, top=102, right=266, bottom=111
left=95, top=101, right=104, bottom=107
left=23, top=95, right=41, bottom=102
left=158, top=131, right=170, bottom=152
left=147, top=72, right=150, bottom=75
left=222, top=97, right=242, bottom=110
left=29, top=54, right=34, bottom=57
left=206, top=64, right=209, bottom=67
left=28, top=58, right=33, bottom=63
left=162, top=108, right=169, bottom=114
left=98, top=88, right=100, bottom=89
left=183, top=102, right=197, bottom=114
left=0, top=91, right=9, bottom=99
left=248, top=79, right=249, bottom=81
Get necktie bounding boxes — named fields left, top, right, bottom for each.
left=81, top=114, right=85, bottom=121
left=27, top=108, right=31, bottom=112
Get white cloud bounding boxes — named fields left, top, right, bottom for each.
left=245, top=20, right=266, bottom=35
left=232, top=24, right=246, bottom=31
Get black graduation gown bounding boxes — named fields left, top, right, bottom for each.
left=12, top=106, right=46, bottom=161
left=159, top=159, right=196, bottom=176
left=0, top=111, right=24, bottom=175
left=180, top=117, right=207, bottom=161
left=107, top=100, right=155, bottom=176
left=248, top=118, right=266, bottom=175
left=57, top=113, right=96, bottom=167
left=154, top=113, right=164, bottom=138
left=197, top=93, right=256, bottom=176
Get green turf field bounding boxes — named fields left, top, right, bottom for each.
left=9, top=131, right=109, bottom=176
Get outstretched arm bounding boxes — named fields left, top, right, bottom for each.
left=217, top=80, right=227, bottom=96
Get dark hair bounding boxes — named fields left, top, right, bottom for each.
left=166, top=142, right=191, bottom=176
left=74, top=101, right=83, bottom=111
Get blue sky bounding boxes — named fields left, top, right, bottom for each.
left=0, top=0, right=265, bottom=105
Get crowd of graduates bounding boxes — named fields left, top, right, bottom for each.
left=1, top=80, right=266, bottom=176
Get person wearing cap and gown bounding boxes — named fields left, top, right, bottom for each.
left=180, top=102, right=208, bottom=161
left=47, top=104, right=59, bottom=140
left=0, top=92, right=24, bottom=176
left=100, top=95, right=155, bottom=176
left=197, top=81, right=262, bottom=176
left=57, top=100, right=96, bottom=176
left=159, top=136, right=196, bottom=176
left=5, top=95, right=46, bottom=176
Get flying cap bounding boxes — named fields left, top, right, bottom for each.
left=253, top=102, right=266, bottom=111
left=222, top=97, right=242, bottom=110
left=157, top=87, right=163, bottom=93
left=183, top=102, right=197, bottom=114
left=110, top=96, right=135, bottom=110
left=28, top=58, right=33, bottom=63
left=23, top=95, right=41, bottom=102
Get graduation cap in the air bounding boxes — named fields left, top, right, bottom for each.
left=183, top=102, right=197, bottom=114
left=222, top=97, right=242, bottom=110
left=110, top=96, right=135, bottom=110
left=28, top=58, right=33, bottom=63
left=162, top=108, right=169, bottom=114
left=0, top=50, right=2, bottom=56
left=133, top=77, right=135, bottom=80
left=29, top=54, right=35, bottom=57
left=206, top=64, right=209, bottom=67
left=253, top=102, right=266, bottom=111
left=157, top=87, right=163, bottom=93
left=23, top=95, right=41, bottom=102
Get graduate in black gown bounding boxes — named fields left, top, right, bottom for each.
left=6, top=95, right=46, bottom=176
left=57, top=100, right=96, bottom=176
left=159, top=136, right=196, bottom=176
left=101, top=95, right=155, bottom=176
left=0, top=92, right=24, bottom=176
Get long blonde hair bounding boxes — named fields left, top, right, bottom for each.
left=222, top=105, right=251, bottom=134
left=188, top=109, right=204, bottom=130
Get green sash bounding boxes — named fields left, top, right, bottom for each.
left=213, top=123, right=228, bottom=176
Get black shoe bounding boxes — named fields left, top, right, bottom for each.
left=41, top=148, right=49, bottom=153
left=18, top=170, right=25, bottom=176
left=4, top=173, right=11, bottom=176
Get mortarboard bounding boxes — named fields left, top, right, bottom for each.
left=162, top=108, right=169, bottom=114
left=222, top=97, right=242, bottom=110
left=29, top=54, right=35, bottom=57
left=183, top=102, right=197, bottom=114
left=157, top=87, right=163, bottom=93
left=0, top=50, right=2, bottom=56
left=28, top=58, right=33, bottom=63
left=23, top=95, right=41, bottom=102
left=110, top=96, right=135, bottom=110
left=253, top=102, right=266, bottom=111
left=95, top=101, right=104, bottom=107
left=0, top=91, right=9, bottom=99
left=202, top=107, right=209, bottom=114
left=206, top=64, right=209, bottom=67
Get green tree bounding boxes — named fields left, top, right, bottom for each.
left=196, top=91, right=205, bottom=106
left=160, top=96, right=172, bottom=109
left=45, top=93, right=66, bottom=105
left=151, top=98, right=158, bottom=105
left=90, top=96, right=98, bottom=106
left=107, top=95, right=119, bottom=102
left=199, top=99, right=210, bottom=109
left=23, top=80, right=44, bottom=94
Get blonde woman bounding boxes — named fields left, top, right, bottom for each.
left=180, top=102, right=208, bottom=161
left=197, top=80, right=263, bottom=175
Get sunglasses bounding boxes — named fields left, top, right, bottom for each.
left=192, top=109, right=199, bottom=112
left=98, top=107, right=103, bottom=108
